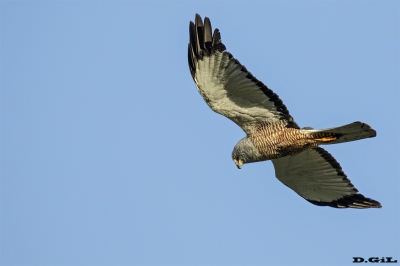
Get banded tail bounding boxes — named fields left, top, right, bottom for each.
left=303, top=122, right=376, bottom=145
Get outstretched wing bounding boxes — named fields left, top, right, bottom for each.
left=271, top=147, right=381, bottom=208
left=188, top=14, right=296, bottom=134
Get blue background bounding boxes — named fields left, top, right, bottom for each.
left=2, top=1, right=399, bottom=265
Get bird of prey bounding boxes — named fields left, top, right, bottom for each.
left=188, top=14, right=381, bottom=209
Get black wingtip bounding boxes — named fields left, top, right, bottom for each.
left=203, top=17, right=213, bottom=55
left=188, top=14, right=227, bottom=78
left=195, top=13, right=203, bottom=27
left=203, top=17, right=212, bottom=43
left=307, top=194, right=382, bottom=209
left=188, top=21, right=197, bottom=76
left=195, top=14, right=204, bottom=53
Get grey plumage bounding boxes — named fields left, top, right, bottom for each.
left=272, top=147, right=381, bottom=208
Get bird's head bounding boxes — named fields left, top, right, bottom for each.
left=232, top=137, right=265, bottom=169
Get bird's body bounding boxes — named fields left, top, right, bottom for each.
left=188, top=14, right=381, bottom=209
left=249, top=120, right=317, bottom=160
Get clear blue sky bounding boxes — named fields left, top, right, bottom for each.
left=1, top=1, right=399, bottom=265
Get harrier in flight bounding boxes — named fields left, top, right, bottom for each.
left=188, top=14, right=381, bottom=208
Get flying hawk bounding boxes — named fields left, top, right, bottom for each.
left=188, top=14, right=381, bottom=209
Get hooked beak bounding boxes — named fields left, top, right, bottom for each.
left=233, top=158, right=244, bottom=169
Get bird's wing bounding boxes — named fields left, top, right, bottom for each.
left=271, top=147, right=381, bottom=208
left=188, top=14, right=296, bottom=134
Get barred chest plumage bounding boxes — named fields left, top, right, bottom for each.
left=249, top=120, right=318, bottom=159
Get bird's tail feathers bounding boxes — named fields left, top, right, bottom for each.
left=302, top=122, right=376, bottom=145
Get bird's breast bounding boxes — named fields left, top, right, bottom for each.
left=250, top=120, right=317, bottom=159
